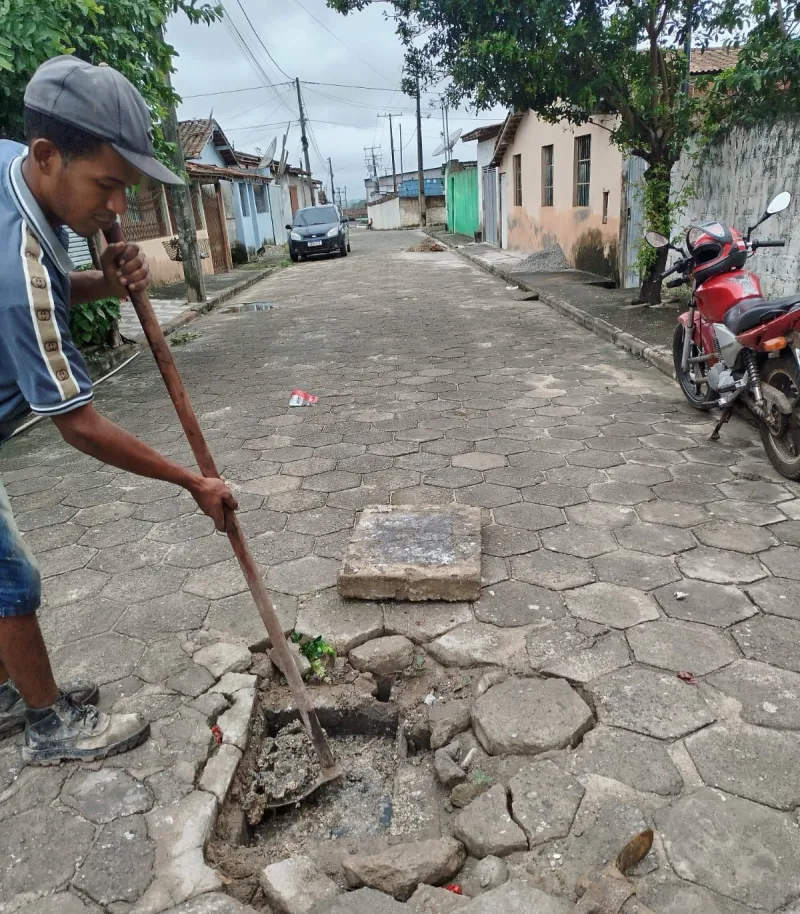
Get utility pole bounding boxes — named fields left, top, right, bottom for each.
left=296, top=77, right=315, bottom=206
left=344, top=186, right=348, bottom=211
left=378, top=114, right=401, bottom=193
left=157, top=33, right=206, bottom=304
left=399, top=124, right=404, bottom=185
left=328, top=157, right=335, bottom=207
left=444, top=104, right=451, bottom=161
left=416, top=79, right=427, bottom=227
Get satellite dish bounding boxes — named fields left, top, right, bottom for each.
left=258, top=137, right=278, bottom=170
left=432, top=138, right=448, bottom=157
left=448, top=128, right=463, bottom=148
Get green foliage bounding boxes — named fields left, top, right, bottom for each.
left=69, top=293, right=121, bottom=350
left=291, top=632, right=337, bottom=682
left=0, top=0, right=223, bottom=153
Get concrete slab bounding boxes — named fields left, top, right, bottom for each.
left=339, top=505, right=482, bottom=602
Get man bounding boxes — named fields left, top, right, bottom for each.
left=0, top=57, right=237, bottom=764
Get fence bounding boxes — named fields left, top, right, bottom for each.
left=120, top=188, right=170, bottom=242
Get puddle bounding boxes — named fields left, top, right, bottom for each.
left=223, top=301, right=277, bottom=314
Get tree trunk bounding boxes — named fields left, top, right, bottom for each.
left=635, top=156, right=675, bottom=305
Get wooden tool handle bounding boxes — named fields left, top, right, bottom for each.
left=104, top=223, right=335, bottom=771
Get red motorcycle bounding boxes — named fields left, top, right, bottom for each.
left=646, top=191, right=800, bottom=479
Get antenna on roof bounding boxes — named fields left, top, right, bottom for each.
left=258, top=137, right=278, bottom=170
left=433, top=128, right=463, bottom=159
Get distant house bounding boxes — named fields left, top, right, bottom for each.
left=365, top=167, right=443, bottom=202
left=468, top=48, right=741, bottom=286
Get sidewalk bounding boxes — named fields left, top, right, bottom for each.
left=429, top=230, right=681, bottom=379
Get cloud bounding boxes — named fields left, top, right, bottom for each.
left=168, top=0, right=505, bottom=200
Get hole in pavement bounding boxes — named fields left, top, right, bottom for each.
left=373, top=676, right=394, bottom=703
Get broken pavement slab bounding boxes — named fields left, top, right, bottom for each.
left=453, top=784, right=528, bottom=858
left=338, top=505, right=482, bottom=602
left=261, top=855, right=342, bottom=913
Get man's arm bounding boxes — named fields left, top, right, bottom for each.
left=52, top=404, right=237, bottom=531
left=70, top=241, right=150, bottom=306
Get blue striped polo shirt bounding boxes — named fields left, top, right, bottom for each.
left=0, top=140, right=93, bottom=442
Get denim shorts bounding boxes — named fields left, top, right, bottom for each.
left=0, top=479, right=41, bottom=617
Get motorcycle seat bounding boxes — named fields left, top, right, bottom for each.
left=723, top=295, right=800, bottom=335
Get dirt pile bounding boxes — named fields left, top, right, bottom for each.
left=407, top=238, right=446, bottom=253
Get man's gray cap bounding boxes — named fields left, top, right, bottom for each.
left=25, top=56, right=184, bottom=186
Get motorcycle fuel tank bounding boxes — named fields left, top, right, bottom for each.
left=695, top=269, right=763, bottom=322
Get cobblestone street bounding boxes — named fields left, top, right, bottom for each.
left=3, top=228, right=800, bottom=913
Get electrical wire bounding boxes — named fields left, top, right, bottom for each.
left=183, top=80, right=440, bottom=99
left=232, top=0, right=292, bottom=80
left=287, top=0, right=398, bottom=87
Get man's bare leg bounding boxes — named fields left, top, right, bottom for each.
left=0, top=615, right=59, bottom=708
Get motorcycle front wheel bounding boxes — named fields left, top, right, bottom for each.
left=759, top=355, right=800, bottom=480
left=672, top=325, right=715, bottom=411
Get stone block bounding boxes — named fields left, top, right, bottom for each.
left=473, top=677, right=593, bottom=755
left=460, top=881, right=569, bottom=914
left=62, top=768, right=153, bottom=824
left=349, top=636, right=415, bottom=677
left=261, top=855, right=342, bottom=913
left=508, top=760, right=584, bottom=846
left=199, top=744, right=243, bottom=804
left=409, top=884, right=470, bottom=912
left=454, top=784, right=528, bottom=858
left=193, top=642, right=251, bottom=679
left=339, top=505, right=482, bottom=602
left=342, top=837, right=465, bottom=900
left=429, top=699, right=472, bottom=749
left=309, top=887, right=408, bottom=913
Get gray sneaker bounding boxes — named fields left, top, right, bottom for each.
left=23, top=693, right=150, bottom=765
left=0, top=679, right=99, bottom=739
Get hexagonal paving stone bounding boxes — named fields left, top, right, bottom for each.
left=493, top=503, right=565, bottom=532
left=303, top=471, right=362, bottom=493
left=606, top=463, right=673, bottom=486
left=541, top=630, right=631, bottom=684
left=614, top=522, right=696, bottom=556
left=206, top=591, right=297, bottom=648
left=526, top=618, right=591, bottom=669
left=590, top=666, right=714, bottom=739
left=452, top=452, right=507, bottom=471
left=545, top=466, right=606, bottom=487
left=706, top=499, right=787, bottom=526
left=475, top=580, right=565, bottom=627
left=540, top=524, right=616, bottom=559
left=759, top=545, right=800, bottom=581
left=653, top=580, right=757, bottom=627
left=482, top=525, right=541, bottom=557
left=587, top=482, right=654, bottom=506
left=732, top=615, right=800, bottom=674
left=746, top=577, right=800, bottom=620
left=89, top=539, right=170, bottom=576
left=592, top=550, right=680, bottom=591
left=767, top=520, right=800, bottom=546
left=636, top=500, right=710, bottom=528
left=423, top=467, right=484, bottom=489
left=719, top=480, right=792, bottom=504
left=627, top=619, right=739, bottom=674
left=508, top=451, right=567, bottom=472
left=62, top=768, right=153, bottom=823
left=146, top=514, right=215, bottom=544
left=116, top=592, right=209, bottom=639
left=427, top=622, right=529, bottom=668
left=41, top=568, right=110, bottom=609
left=566, top=502, right=636, bottom=529
left=509, top=760, right=585, bottom=846
left=285, top=508, right=353, bottom=537
left=37, top=544, right=96, bottom=579
left=655, top=788, right=800, bottom=911
left=651, top=482, right=720, bottom=505
left=522, top=483, right=588, bottom=509
left=51, top=632, right=144, bottom=686
left=294, top=588, right=383, bottom=652
left=512, top=550, right=595, bottom=590
left=164, top=535, right=231, bottom=570
left=569, top=724, right=683, bottom=796
left=39, top=596, right=126, bottom=647
left=455, top=483, right=520, bottom=509
left=473, top=676, right=594, bottom=755
left=686, top=722, right=800, bottom=810
left=693, top=521, right=777, bottom=554
left=384, top=601, right=473, bottom=644
left=280, top=457, right=338, bottom=478
left=708, top=659, right=800, bottom=730
left=565, top=583, right=659, bottom=629
left=677, top=548, right=766, bottom=585
left=567, top=450, right=625, bottom=469
left=0, top=807, right=96, bottom=898
left=267, top=556, right=340, bottom=596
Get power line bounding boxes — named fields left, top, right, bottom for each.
left=182, top=80, right=441, bottom=99
left=287, top=0, right=397, bottom=87
left=232, top=0, right=292, bottom=80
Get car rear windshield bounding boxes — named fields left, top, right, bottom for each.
left=294, top=206, right=339, bottom=226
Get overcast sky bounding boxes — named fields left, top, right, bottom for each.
left=167, top=0, right=506, bottom=202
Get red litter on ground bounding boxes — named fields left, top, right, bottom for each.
left=211, top=725, right=223, bottom=745
left=677, top=671, right=698, bottom=685
left=445, top=885, right=463, bottom=895
left=289, top=389, right=318, bottom=407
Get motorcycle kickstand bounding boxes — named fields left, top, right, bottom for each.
left=710, top=406, right=733, bottom=441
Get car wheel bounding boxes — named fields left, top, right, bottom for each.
left=340, top=242, right=348, bottom=257
left=347, top=241, right=351, bottom=252
left=290, top=251, right=299, bottom=263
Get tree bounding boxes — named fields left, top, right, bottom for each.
left=0, top=0, right=222, bottom=153
left=327, top=0, right=770, bottom=304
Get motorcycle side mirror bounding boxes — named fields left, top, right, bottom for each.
left=645, top=231, right=670, bottom=249
left=767, top=191, right=792, bottom=215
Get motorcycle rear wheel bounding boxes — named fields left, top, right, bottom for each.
left=672, top=325, right=715, bottom=411
left=759, top=355, right=800, bottom=480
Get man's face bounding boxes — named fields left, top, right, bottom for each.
left=30, top=139, right=141, bottom=237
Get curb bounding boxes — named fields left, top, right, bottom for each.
left=429, top=233, right=675, bottom=381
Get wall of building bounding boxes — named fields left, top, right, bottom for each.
left=367, top=195, right=447, bottom=229
left=500, top=112, right=623, bottom=280
left=141, top=231, right=214, bottom=288
left=671, top=118, right=800, bottom=299
left=368, top=195, right=401, bottom=229
left=446, top=164, right=480, bottom=238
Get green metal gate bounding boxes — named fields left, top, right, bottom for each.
left=446, top=166, right=480, bottom=238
